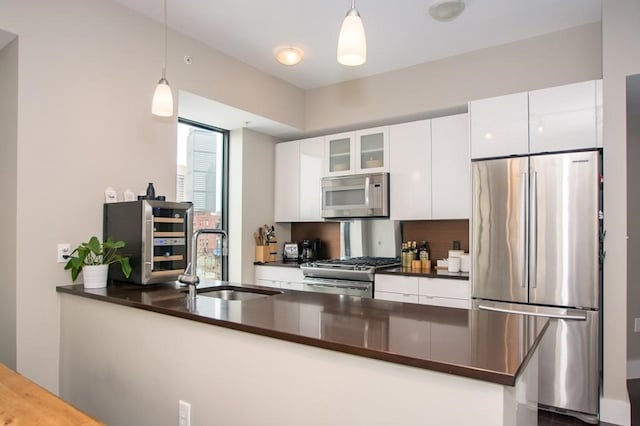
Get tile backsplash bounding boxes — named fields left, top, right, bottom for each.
left=290, top=222, right=340, bottom=260
left=401, top=220, right=469, bottom=261
left=290, top=219, right=469, bottom=261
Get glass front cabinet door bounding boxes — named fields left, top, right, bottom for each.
left=324, top=127, right=389, bottom=176
left=355, top=126, right=388, bottom=173
left=325, top=132, right=355, bottom=176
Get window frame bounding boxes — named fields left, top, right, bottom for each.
left=177, top=117, right=229, bottom=281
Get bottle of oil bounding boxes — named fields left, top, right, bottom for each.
left=419, top=240, right=429, bottom=261
left=401, top=242, right=410, bottom=268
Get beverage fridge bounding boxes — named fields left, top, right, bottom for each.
left=103, top=200, right=193, bottom=284
left=471, top=149, right=603, bottom=423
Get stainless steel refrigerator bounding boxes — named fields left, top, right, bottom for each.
left=471, top=150, right=602, bottom=424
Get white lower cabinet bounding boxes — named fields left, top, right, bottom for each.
left=419, top=295, right=469, bottom=309
left=280, top=281, right=304, bottom=291
left=254, top=265, right=304, bottom=289
left=375, top=291, right=420, bottom=304
left=375, top=274, right=470, bottom=309
left=388, top=317, right=430, bottom=357
left=388, top=315, right=469, bottom=363
left=374, top=274, right=419, bottom=302
left=419, top=277, right=470, bottom=308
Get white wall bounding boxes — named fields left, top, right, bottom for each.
left=601, top=1, right=640, bottom=423
left=227, top=128, right=290, bottom=285
left=305, top=23, right=602, bottom=133
left=0, top=0, right=304, bottom=392
left=0, top=35, right=18, bottom=370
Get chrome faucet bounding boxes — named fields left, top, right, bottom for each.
left=178, top=228, right=228, bottom=303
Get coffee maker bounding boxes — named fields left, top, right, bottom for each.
left=300, top=239, right=321, bottom=262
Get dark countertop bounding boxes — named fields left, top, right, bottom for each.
left=253, top=262, right=469, bottom=280
left=253, top=261, right=301, bottom=268
left=377, top=267, right=470, bottom=280
left=56, top=281, right=547, bottom=386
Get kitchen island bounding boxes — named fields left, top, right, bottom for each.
left=57, top=281, right=547, bottom=426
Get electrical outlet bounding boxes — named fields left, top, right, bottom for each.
left=179, top=400, right=191, bottom=426
left=57, top=243, right=71, bottom=263
left=635, top=318, right=640, bottom=333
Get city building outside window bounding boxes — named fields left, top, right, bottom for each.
left=176, top=118, right=228, bottom=281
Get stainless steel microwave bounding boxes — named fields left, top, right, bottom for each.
left=321, top=172, right=389, bottom=219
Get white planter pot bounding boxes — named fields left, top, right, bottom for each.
left=82, top=264, right=109, bottom=289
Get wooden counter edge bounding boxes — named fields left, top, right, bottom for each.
left=0, top=363, right=104, bottom=425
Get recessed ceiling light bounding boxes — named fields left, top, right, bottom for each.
left=273, top=46, right=304, bottom=66
left=428, top=0, right=466, bottom=22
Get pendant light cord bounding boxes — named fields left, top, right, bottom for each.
left=162, top=0, right=167, bottom=79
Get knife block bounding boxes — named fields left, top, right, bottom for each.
left=255, top=245, right=270, bottom=263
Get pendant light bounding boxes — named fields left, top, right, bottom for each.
left=152, top=0, right=173, bottom=117
left=337, top=0, right=367, bottom=66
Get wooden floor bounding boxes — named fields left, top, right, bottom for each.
left=538, top=409, right=615, bottom=425
left=629, top=378, right=640, bottom=426
left=0, top=363, right=104, bottom=425
left=538, top=379, right=640, bottom=426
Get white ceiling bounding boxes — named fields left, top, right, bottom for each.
left=114, top=0, right=602, bottom=90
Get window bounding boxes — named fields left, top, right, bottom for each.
left=176, top=118, right=228, bottom=281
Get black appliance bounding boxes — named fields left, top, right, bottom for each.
left=300, top=239, right=321, bottom=262
left=103, top=200, right=193, bottom=284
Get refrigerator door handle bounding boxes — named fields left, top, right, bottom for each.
left=530, top=171, right=538, bottom=288
left=478, top=304, right=588, bottom=321
left=520, top=171, right=528, bottom=288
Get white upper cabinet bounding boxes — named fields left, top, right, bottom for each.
left=324, top=127, right=389, bottom=176
left=389, top=119, right=432, bottom=220
left=431, top=113, right=470, bottom=219
left=529, top=80, right=599, bottom=153
left=469, top=92, right=529, bottom=159
left=470, top=80, right=603, bottom=159
left=274, top=141, right=300, bottom=222
left=355, top=127, right=389, bottom=174
left=325, top=132, right=355, bottom=176
left=274, top=137, right=324, bottom=222
left=299, top=137, right=324, bottom=221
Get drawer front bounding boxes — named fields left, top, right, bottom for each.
left=280, top=281, right=304, bottom=291
left=375, top=274, right=420, bottom=294
left=255, top=266, right=304, bottom=283
left=419, top=277, right=469, bottom=300
left=255, top=279, right=281, bottom=288
left=375, top=291, right=419, bottom=304
left=419, top=295, right=469, bottom=309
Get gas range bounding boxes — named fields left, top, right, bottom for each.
left=300, top=257, right=400, bottom=283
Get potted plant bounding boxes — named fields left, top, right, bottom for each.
left=64, top=236, right=132, bottom=289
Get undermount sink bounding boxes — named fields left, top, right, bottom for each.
left=197, top=286, right=281, bottom=302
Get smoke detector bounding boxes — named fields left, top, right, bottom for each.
left=428, top=0, right=466, bottom=22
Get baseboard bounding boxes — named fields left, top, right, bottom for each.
left=600, top=397, right=631, bottom=426
left=628, top=359, right=640, bottom=379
